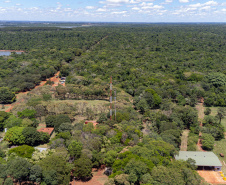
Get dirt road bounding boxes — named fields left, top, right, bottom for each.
left=180, top=129, right=190, bottom=151
left=196, top=99, right=206, bottom=151
left=3, top=71, right=61, bottom=112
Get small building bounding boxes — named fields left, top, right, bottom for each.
left=85, top=120, right=98, bottom=126
left=175, top=151, right=222, bottom=171
left=38, top=127, right=54, bottom=136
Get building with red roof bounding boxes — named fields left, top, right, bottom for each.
left=85, top=120, right=98, bottom=126
left=38, top=127, right=54, bottom=136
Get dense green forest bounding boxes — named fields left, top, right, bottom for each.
left=0, top=24, right=225, bottom=185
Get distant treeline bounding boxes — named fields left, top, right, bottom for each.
left=0, top=25, right=225, bottom=106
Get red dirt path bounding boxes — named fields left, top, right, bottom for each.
left=3, top=71, right=61, bottom=113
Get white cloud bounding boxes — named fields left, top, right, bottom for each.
left=165, top=0, right=173, bottom=3
left=111, top=10, right=127, bottom=14
left=130, top=0, right=138, bottom=3
left=189, top=3, right=202, bottom=8
left=97, top=8, right=107, bottom=12
left=132, top=7, right=140, bottom=10
left=4, top=1, right=11, bottom=3
left=204, top=1, right=218, bottom=6
left=106, top=0, right=129, bottom=3
left=64, top=8, right=72, bottom=12
left=153, top=5, right=163, bottom=9
left=200, top=6, right=211, bottom=10
left=56, top=2, right=62, bottom=10
left=86, top=6, right=95, bottom=9
left=179, top=0, right=189, bottom=3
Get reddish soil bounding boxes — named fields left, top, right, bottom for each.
left=198, top=171, right=226, bottom=184
left=70, top=169, right=108, bottom=185
left=3, top=71, right=61, bottom=113
left=85, top=121, right=98, bottom=127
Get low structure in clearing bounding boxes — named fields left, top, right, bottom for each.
left=85, top=120, right=98, bottom=126
left=175, top=151, right=222, bottom=171
left=38, top=127, right=54, bottom=136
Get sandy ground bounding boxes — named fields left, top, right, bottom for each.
left=198, top=171, right=226, bottom=184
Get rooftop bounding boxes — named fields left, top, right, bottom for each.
left=38, top=127, right=54, bottom=135
left=175, top=151, right=222, bottom=167
left=85, top=120, right=98, bottom=126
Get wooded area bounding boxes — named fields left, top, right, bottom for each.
left=0, top=23, right=225, bottom=185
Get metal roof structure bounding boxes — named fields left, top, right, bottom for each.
left=175, top=151, right=222, bottom=167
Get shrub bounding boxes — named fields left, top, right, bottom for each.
left=201, top=133, right=214, bottom=151
left=8, top=145, right=35, bottom=158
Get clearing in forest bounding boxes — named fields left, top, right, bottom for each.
left=197, top=171, right=226, bottom=185
left=1, top=71, right=61, bottom=113
left=196, top=101, right=205, bottom=151
left=71, top=169, right=108, bottom=185
left=180, top=129, right=190, bottom=151
left=208, top=107, right=226, bottom=131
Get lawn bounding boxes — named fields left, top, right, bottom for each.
left=213, top=139, right=226, bottom=174
left=208, top=107, right=226, bottom=174
left=205, top=107, right=226, bottom=130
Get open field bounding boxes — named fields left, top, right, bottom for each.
left=206, top=107, right=226, bottom=130
left=210, top=107, right=226, bottom=175
left=213, top=139, right=226, bottom=174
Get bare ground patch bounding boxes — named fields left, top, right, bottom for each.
left=198, top=171, right=226, bottom=184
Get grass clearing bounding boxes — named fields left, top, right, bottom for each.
left=210, top=107, right=226, bottom=174
left=180, top=129, right=190, bottom=151
left=52, top=99, right=109, bottom=106
left=206, top=107, right=226, bottom=130
left=213, top=139, right=226, bottom=174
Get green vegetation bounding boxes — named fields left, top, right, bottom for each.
left=0, top=23, right=225, bottom=185
left=213, top=139, right=226, bottom=174
left=207, top=107, right=226, bottom=130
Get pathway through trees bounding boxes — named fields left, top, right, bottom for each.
left=180, top=129, right=190, bottom=151
left=196, top=98, right=206, bottom=152
left=86, top=35, right=109, bottom=52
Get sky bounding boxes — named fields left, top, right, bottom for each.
left=0, top=0, right=226, bottom=22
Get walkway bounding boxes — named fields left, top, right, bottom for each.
left=196, top=98, right=205, bottom=151
left=180, top=129, right=190, bottom=151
